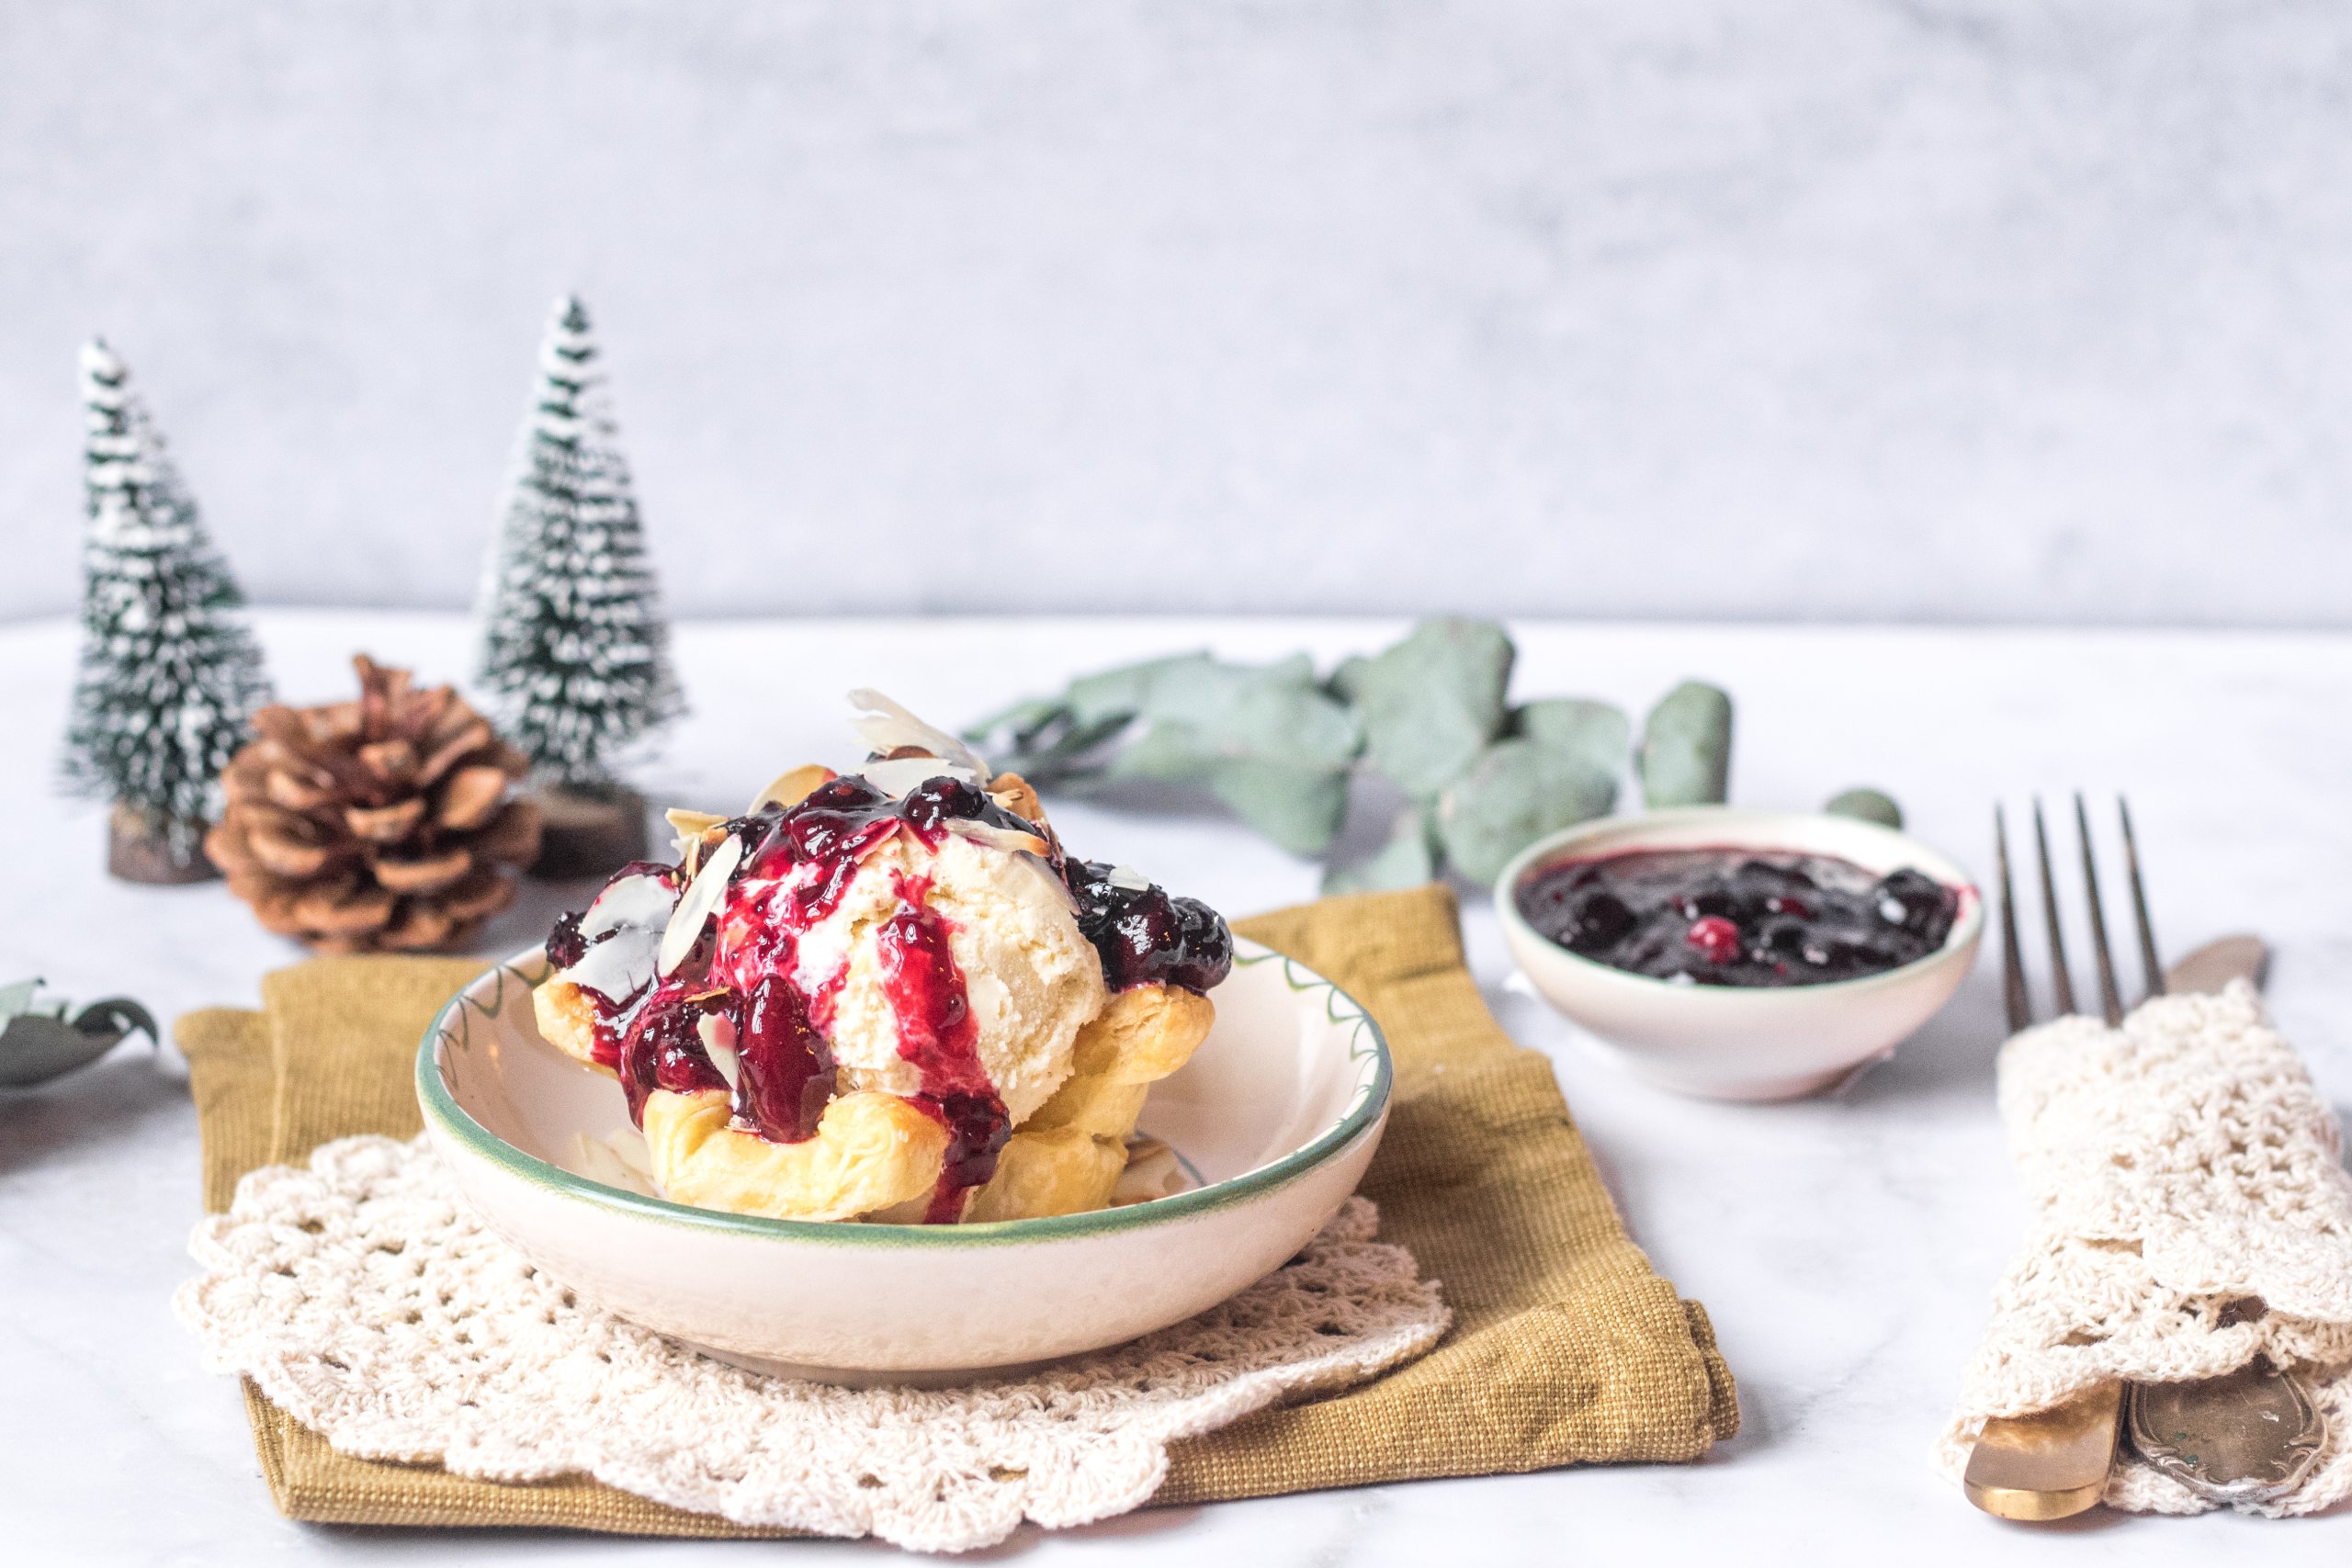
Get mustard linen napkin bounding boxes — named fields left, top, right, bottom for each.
left=177, top=885, right=1736, bottom=1533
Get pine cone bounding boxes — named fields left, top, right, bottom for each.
left=207, top=656, right=543, bottom=953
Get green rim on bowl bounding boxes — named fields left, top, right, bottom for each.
left=415, top=938, right=1392, bottom=1249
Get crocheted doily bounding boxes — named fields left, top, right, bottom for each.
left=176, top=1135, right=1449, bottom=1551
left=1936, top=982, right=2352, bottom=1515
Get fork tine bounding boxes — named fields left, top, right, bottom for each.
left=2074, top=792, right=2125, bottom=1026
left=2119, top=797, right=2164, bottom=1001
left=2031, top=798, right=2076, bottom=1017
left=1995, top=806, right=2030, bottom=1032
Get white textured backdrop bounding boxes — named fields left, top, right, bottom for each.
left=4, top=0, right=2348, bottom=626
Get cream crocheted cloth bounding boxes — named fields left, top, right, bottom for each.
left=1936, top=982, right=2352, bottom=1515
left=175, top=1135, right=1449, bottom=1552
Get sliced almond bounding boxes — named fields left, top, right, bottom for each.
left=658, top=829, right=742, bottom=977
left=747, top=763, right=835, bottom=815
left=845, top=690, right=989, bottom=784
left=988, top=771, right=1046, bottom=826
left=666, top=808, right=729, bottom=870
left=696, top=1011, right=741, bottom=1092
left=944, top=818, right=1051, bottom=859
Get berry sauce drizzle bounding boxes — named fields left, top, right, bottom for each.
left=1061, top=861, right=1234, bottom=994
left=875, top=874, right=1009, bottom=1222
left=1517, top=847, right=1960, bottom=987
left=734, top=974, right=837, bottom=1144
left=615, top=979, right=731, bottom=1126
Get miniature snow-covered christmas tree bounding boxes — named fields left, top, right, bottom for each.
left=476, top=297, right=681, bottom=875
left=63, top=339, right=272, bottom=883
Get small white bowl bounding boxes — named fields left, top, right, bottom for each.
left=1495, top=808, right=1983, bottom=1101
left=416, top=938, right=1389, bottom=1382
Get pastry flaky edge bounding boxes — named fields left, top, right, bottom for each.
left=529, top=767, right=1216, bottom=1224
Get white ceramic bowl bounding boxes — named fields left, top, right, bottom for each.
left=1495, top=807, right=1983, bottom=1101
left=416, top=938, right=1390, bottom=1382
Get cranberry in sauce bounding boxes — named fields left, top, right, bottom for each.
left=734, top=974, right=837, bottom=1144
left=615, top=980, right=733, bottom=1125
left=1518, top=847, right=1958, bottom=987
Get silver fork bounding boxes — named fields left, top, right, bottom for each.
left=1965, top=795, right=2325, bottom=1520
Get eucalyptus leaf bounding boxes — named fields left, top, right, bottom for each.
left=1104, top=718, right=1219, bottom=783
left=1352, top=618, right=1516, bottom=797
left=1636, top=681, right=1734, bottom=807
left=0, top=994, right=158, bottom=1089
left=1322, top=802, right=1440, bottom=895
left=1053, top=655, right=1360, bottom=852
left=1105, top=667, right=1359, bottom=775
left=1825, top=787, right=1904, bottom=829
left=1437, top=738, right=1617, bottom=886
left=1216, top=672, right=1362, bottom=767
left=1326, top=653, right=1370, bottom=705
left=960, top=694, right=1069, bottom=748
left=1208, top=757, right=1352, bottom=857
left=1070, top=651, right=1322, bottom=730
left=961, top=697, right=1135, bottom=786
left=1515, top=698, right=1631, bottom=780
left=1009, top=710, right=1135, bottom=784
left=1063, top=653, right=1206, bottom=726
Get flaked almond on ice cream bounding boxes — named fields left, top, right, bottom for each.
left=533, top=690, right=1233, bottom=1224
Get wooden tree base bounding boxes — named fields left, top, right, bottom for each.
left=107, top=806, right=219, bottom=885
left=529, top=786, right=650, bottom=880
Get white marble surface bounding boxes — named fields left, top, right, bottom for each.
left=4, top=609, right=2350, bottom=1562
left=9, top=3, right=2352, bottom=627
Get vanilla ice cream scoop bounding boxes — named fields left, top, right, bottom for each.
left=721, top=800, right=1103, bottom=1125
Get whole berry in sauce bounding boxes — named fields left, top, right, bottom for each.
left=899, top=774, right=989, bottom=834
left=1684, top=915, right=1743, bottom=964
left=1872, top=868, right=1951, bottom=937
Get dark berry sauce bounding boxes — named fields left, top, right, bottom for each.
left=873, top=875, right=1011, bottom=1221
left=734, top=974, right=837, bottom=1144
left=546, top=909, right=590, bottom=971
left=1062, top=860, right=1234, bottom=994
left=1518, top=847, right=1959, bottom=987
left=615, top=979, right=732, bottom=1125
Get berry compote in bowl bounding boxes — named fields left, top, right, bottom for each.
left=1495, top=807, right=1982, bottom=1101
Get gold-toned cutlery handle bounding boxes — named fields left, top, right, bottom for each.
left=1963, top=1381, right=2124, bottom=1520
